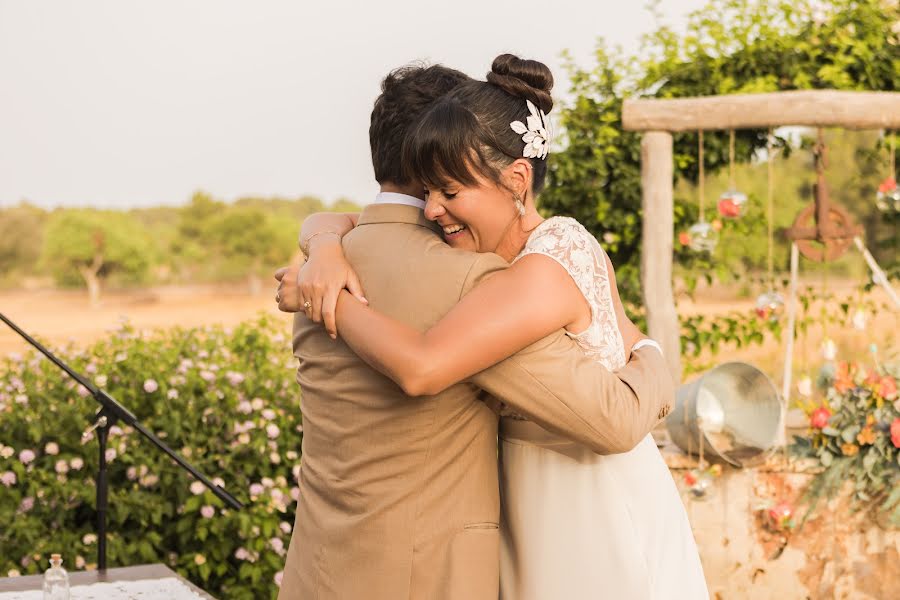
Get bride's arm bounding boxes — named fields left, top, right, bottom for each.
left=295, top=212, right=365, bottom=336
left=298, top=212, right=359, bottom=257
left=332, top=254, right=590, bottom=396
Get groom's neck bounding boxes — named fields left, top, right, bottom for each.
left=380, top=181, right=425, bottom=200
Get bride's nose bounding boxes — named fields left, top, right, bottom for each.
left=424, top=196, right=445, bottom=221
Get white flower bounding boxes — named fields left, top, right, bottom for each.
left=83, top=533, right=97, bottom=545
left=95, top=375, right=108, bottom=388
left=194, top=554, right=206, bottom=566
left=1, top=445, right=14, bottom=459
left=7, top=569, right=20, bottom=578
left=266, top=424, right=280, bottom=439
left=167, top=389, right=179, bottom=400
left=251, top=398, right=264, bottom=411
left=19, top=449, right=35, bottom=464
left=274, top=571, right=284, bottom=587
left=45, top=442, right=59, bottom=455
left=143, top=379, right=158, bottom=393
left=105, top=448, right=116, bottom=462
left=1, top=471, right=16, bottom=487
left=200, top=505, right=215, bottom=519
left=69, top=457, right=84, bottom=470
left=797, top=376, right=813, bottom=398
left=190, top=481, right=206, bottom=495
left=279, top=521, right=292, bottom=534
left=509, top=100, right=552, bottom=160
left=55, top=460, right=69, bottom=474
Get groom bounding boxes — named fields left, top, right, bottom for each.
left=275, top=64, right=674, bottom=600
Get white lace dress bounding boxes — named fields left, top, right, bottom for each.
left=499, top=217, right=708, bottom=600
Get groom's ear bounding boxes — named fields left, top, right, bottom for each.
left=505, top=159, right=533, bottom=199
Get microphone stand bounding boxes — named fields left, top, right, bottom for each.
left=0, top=313, right=244, bottom=572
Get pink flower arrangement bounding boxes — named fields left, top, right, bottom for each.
left=19, top=449, right=35, bottom=464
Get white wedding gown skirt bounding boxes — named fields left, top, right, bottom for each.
left=498, top=217, right=708, bottom=599
left=499, top=424, right=709, bottom=600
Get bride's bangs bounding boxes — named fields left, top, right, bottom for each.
left=402, top=98, right=494, bottom=190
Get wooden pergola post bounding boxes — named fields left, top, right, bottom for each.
left=640, top=132, right=680, bottom=381
left=622, top=90, right=900, bottom=384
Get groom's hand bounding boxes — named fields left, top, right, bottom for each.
left=274, top=263, right=304, bottom=313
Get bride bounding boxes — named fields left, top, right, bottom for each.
left=292, top=54, right=708, bottom=599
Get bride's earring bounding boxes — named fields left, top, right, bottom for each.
left=513, top=193, right=526, bottom=217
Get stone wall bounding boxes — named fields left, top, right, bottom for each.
left=660, top=442, right=898, bottom=599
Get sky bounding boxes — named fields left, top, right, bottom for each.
left=0, top=0, right=709, bottom=210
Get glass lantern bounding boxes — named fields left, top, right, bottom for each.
left=755, top=291, right=784, bottom=322
left=876, top=177, right=900, bottom=213
left=687, top=221, right=718, bottom=253
left=717, top=189, right=748, bottom=218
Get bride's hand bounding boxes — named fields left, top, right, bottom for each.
left=298, top=239, right=367, bottom=339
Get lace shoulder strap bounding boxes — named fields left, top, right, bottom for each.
left=515, top=216, right=625, bottom=365
left=515, top=216, right=607, bottom=308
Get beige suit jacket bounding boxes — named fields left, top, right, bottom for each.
left=278, top=204, right=674, bottom=600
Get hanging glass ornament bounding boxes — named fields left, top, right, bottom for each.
left=682, top=463, right=722, bottom=501
left=821, top=338, right=837, bottom=361
left=718, top=189, right=748, bottom=218
left=851, top=308, right=867, bottom=331
left=687, top=221, right=718, bottom=253
left=797, top=375, right=813, bottom=398
left=755, top=290, right=784, bottom=322
left=875, top=177, right=900, bottom=213
left=765, top=501, right=795, bottom=533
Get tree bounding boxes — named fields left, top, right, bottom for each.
left=204, top=206, right=296, bottom=294
left=542, top=0, right=900, bottom=307
left=0, top=203, right=47, bottom=284
left=41, top=210, right=154, bottom=305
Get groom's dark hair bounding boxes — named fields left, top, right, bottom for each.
left=370, top=63, right=470, bottom=185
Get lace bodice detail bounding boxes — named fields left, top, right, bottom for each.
left=501, top=217, right=627, bottom=419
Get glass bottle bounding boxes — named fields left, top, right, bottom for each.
left=42, top=554, right=70, bottom=600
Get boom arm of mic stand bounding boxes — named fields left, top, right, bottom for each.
left=0, top=312, right=243, bottom=509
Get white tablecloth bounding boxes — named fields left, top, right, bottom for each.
left=0, top=577, right=206, bottom=600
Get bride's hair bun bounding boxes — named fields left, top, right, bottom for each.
left=486, top=54, right=554, bottom=113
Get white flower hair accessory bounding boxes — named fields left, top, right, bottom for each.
left=510, top=99, right=552, bottom=160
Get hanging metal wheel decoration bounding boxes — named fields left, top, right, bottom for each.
left=786, top=130, right=862, bottom=262
left=790, top=202, right=856, bottom=262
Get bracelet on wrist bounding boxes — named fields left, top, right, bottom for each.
left=300, top=231, right=341, bottom=257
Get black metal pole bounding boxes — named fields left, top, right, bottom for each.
left=96, top=416, right=109, bottom=571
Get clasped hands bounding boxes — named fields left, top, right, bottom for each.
left=274, top=243, right=367, bottom=339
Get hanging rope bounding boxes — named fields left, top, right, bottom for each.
left=891, top=130, right=896, bottom=179
left=729, top=129, right=736, bottom=189
left=767, top=130, right=775, bottom=290
left=698, top=130, right=706, bottom=222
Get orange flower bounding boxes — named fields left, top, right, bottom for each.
left=678, top=232, right=692, bottom=246
left=840, top=443, right=859, bottom=457
left=857, top=427, right=876, bottom=446
left=833, top=361, right=854, bottom=393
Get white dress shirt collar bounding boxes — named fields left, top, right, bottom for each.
left=373, top=191, right=426, bottom=210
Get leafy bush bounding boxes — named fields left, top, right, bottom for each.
left=0, top=316, right=301, bottom=598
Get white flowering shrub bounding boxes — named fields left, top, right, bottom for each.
left=0, top=316, right=301, bottom=598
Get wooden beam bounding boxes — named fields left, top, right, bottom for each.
left=640, top=131, right=682, bottom=383
left=622, top=90, right=900, bottom=132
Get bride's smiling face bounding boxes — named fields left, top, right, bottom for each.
left=423, top=168, right=520, bottom=253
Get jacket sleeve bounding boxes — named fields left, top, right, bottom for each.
left=465, top=253, right=675, bottom=454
